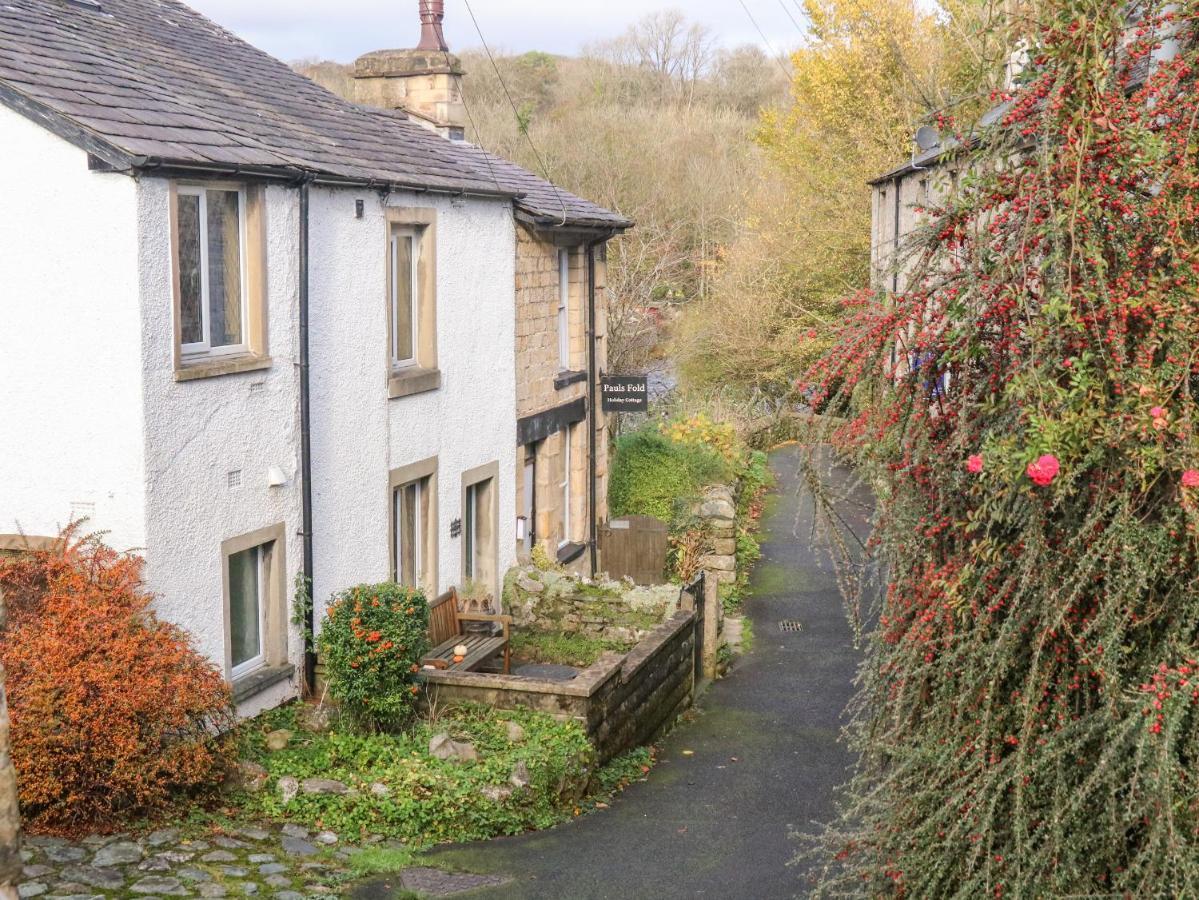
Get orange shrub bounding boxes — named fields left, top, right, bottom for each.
left=0, top=528, right=234, bottom=834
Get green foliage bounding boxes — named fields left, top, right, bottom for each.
left=802, top=3, right=1199, bottom=894
left=317, top=583, right=430, bottom=733
left=510, top=632, right=633, bottom=668
left=591, top=747, right=654, bottom=796
left=608, top=427, right=732, bottom=526
left=239, top=704, right=593, bottom=847
left=344, top=846, right=416, bottom=878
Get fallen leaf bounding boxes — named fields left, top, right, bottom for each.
left=682, top=750, right=694, bottom=756
left=596, top=802, right=609, bottom=809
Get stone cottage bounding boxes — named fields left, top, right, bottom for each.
left=0, top=0, right=627, bottom=713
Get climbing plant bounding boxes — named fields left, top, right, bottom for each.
left=801, top=2, right=1199, bottom=895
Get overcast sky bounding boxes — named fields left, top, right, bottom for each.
left=187, top=0, right=806, bottom=64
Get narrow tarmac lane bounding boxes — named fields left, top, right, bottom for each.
left=363, top=446, right=869, bottom=899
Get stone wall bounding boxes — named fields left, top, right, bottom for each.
left=504, top=565, right=679, bottom=645
left=423, top=610, right=696, bottom=763
left=694, top=484, right=738, bottom=585
left=513, top=226, right=610, bottom=567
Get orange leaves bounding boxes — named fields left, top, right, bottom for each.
left=0, top=526, right=234, bottom=835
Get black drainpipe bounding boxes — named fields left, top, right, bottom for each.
left=585, top=234, right=611, bottom=578
left=299, top=179, right=316, bottom=695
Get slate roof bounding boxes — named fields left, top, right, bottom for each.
left=450, top=142, right=632, bottom=231
left=0, top=0, right=630, bottom=230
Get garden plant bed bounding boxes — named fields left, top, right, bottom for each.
left=424, top=610, right=698, bottom=763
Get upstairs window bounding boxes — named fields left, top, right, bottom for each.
left=390, top=228, right=420, bottom=369
left=385, top=208, right=440, bottom=399
left=178, top=186, right=247, bottom=357
left=171, top=182, right=268, bottom=380
left=558, top=248, right=571, bottom=370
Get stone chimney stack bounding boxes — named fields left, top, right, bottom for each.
left=352, top=0, right=466, bottom=141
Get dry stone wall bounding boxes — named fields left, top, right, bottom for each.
left=504, top=566, right=679, bottom=645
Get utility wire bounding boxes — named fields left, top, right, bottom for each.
left=461, top=0, right=569, bottom=226
left=441, top=47, right=505, bottom=195
left=735, top=0, right=794, bottom=79
left=774, top=0, right=805, bottom=36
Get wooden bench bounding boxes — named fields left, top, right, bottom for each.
left=422, top=588, right=512, bottom=674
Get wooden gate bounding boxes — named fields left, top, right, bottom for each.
left=599, top=515, right=669, bottom=585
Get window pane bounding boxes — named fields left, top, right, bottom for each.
left=464, top=483, right=475, bottom=580
left=178, top=194, right=203, bottom=345
left=207, top=190, right=243, bottom=348
left=471, top=478, right=495, bottom=593
left=229, top=546, right=262, bottom=670
left=392, top=235, right=415, bottom=363
left=397, top=482, right=419, bottom=587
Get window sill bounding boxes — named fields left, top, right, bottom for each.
left=557, top=542, right=587, bottom=565
left=554, top=369, right=588, bottom=391
left=232, top=662, right=295, bottom=705
left=176, top=354, right=271, bottom=383
left=389, top=367, right=442, bottom=399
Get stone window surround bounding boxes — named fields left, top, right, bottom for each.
left=220, top=522, right=289, bottom=695
left=388, top=455, right=439, bottom=596
left=460, top=460, right=500, bottom=600
left=169, top=180, right=271, bottom=383
left=386, top=207, right=441, bottom=400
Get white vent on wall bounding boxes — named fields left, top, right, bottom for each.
left=249, top=381, right=266, bottom=395
left=227, top=470, right=243, bottom=490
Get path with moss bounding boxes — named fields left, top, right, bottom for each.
left=356, top=446, right=869, bottom=899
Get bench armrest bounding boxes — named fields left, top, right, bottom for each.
left=456, top=613, right=512, bottom=638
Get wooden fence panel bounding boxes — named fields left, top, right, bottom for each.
left=599, top=515, right=669, bottom=585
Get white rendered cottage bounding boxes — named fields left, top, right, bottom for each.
left=0, top=0, right=624, bottom=714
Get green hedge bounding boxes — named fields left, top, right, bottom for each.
left=608, top=428, right=732, bottom=527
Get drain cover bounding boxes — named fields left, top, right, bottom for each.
left=779, top=620, right=803, bottom=633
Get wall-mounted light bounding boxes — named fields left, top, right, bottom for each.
left=355, top=199, right=364, bottom=219
left=516, top=516, right=528, bottom=541
left=267, top=466, right=287, bottom=488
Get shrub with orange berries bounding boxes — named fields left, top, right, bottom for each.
left=318, top=582, right=429, bottom=732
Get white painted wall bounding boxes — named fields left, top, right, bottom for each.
left=0, top=106, right=145, bottom=550
left=136, top=179, right=304, bottom=688
left=308, top=186, right=518, bottom=622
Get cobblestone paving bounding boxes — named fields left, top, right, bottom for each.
left=18, top=823, right=406, bottom=899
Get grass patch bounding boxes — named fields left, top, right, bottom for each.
left=510, top=632, right=633, bottom=667
left=345, top=845, right=416, bottom=877
left=234, top=703, right=595, bottom=848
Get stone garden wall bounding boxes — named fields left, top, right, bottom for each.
left=504, top=567, right=680, bottom=645
left=423, top=610, right=696, bottom=764
left=694, top=484, right=738, bottom=584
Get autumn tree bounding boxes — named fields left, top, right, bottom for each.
left=679, top=0, right=1000, bottom=419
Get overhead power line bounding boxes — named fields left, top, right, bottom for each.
left=735, top=0, right=794, bottom=79
left=461, top=0, right=569, bottom=226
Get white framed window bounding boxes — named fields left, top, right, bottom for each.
left=558, top=248, right=571, bottom=370
left=393, top=476, right=429, bottom=587
left=177, top=186, right=249, bottom=358
left=559, top=426, right=573, bottom=547
left=462, top=465, right=498, bottom=597
left=390, top=228, right=420, bottom=369
left=227, top=543, right=266, bottom=679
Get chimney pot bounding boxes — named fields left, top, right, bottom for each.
left=418, top=0, right=449, bottom=52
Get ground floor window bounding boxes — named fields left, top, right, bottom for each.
left=222, top=523, right=287, bottom=685
left=389, top=457, right=438, bottom=594
left=228, top=544, right=264, bottom=677
left=560, top=425, right=575, bottom=547
left=394, top=475, right=431, bottom=588
left=462, top=462, right=499, bottom=600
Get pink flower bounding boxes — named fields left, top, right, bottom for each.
left=1027, top=454, right=1060, bottom=487
left=967, top=454, right=984, bottom=474
left=1183, top=469, right=1199, bottom=488
left=1151, top=406, right=1167, bottom=418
